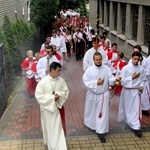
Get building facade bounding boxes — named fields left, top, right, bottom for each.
left=0, top=0, right=30, bottom=24
left=89, top=0, right=150, bottom=58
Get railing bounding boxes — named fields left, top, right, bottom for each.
left=0, top=43, right=8, bottom=118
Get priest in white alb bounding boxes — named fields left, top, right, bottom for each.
left=36, top=45, right=61, bottom=79
left=83, top=52, right=119, bottom=143
left=35, top=62, right=69, bottom=150
left=83, top=37, right=108, bottom=71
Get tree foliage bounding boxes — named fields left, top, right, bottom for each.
left=2, top=15, right=18, bottom=51
left=30, top=0, right=60, bottom=34
left=30, top=0, right=87, bottom=34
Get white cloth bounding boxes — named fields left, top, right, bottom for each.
left=83, top=64, right=116, bottom=134
left=85, top=25, right=92, bottom=34
left=51, top=36, right=61, bottom=51
left=87, top=33, right=95, bottom=42
left=128, top=57, right=150, bottom=110
left=57, top=35, right=67, bottom=53
left=105, top=38, right=111, bottom=47
left=83, top=47, right=108, bottom=71
left=35, top=75, right=69, bottom=150
left=41, top=43, right=45, bottom=50
left=109, top=52, right=119, bottom=73
left=73, top=32, right=83, bottom=42
left=118, top=63, right=145, bottom=130
left=36, top=55, right=60, bottom=79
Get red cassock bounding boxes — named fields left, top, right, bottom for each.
left=21, top=58, right=37, bottom=96
left=103, top=46, right=111, bottom=54
left=40, top=49, right=47, bottom=57
left=113, top=59, right=127, bottom=95
left=107, top=50, right=119, bottom=60
left=31, top=60, right=41, bottom=85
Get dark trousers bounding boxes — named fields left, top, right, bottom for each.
left=76, top=42, right=82, bottom=60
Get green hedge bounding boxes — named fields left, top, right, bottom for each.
left=0, top=15, right=37, bottom=86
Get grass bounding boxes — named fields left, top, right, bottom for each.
left=6, top=76, right=24, bottom=108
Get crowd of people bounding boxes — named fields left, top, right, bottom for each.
left=20, top=9, right=150, bottom=149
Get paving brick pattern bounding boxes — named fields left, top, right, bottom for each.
left=0, top=133, right=150, bottom=150
left=0, top=55, right=150, bottom=148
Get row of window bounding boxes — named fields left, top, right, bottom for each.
left=99, top=1, right=150, bottom=46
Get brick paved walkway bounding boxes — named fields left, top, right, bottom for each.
left=0, top=55, right=150, bottom=149
left=0, top=133, right=150, bottom=150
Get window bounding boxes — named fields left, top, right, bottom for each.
left=144, top=6, right=150, bottom=46
left=132, top=5, right=138, bottom=40
left=101, top=0, right=104, bottom=24
left=106, top=1, right=110, bottom=27
left=121, top=3, right=126, bottom=34
left=113, top=2, right=118, bottom=30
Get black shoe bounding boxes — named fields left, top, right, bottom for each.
left=142, top=110, right=149, bottom=116
left=98, top=134, right=106, bottom=143
left=133, top=130, right=142, bottom=138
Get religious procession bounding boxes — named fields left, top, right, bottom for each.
left=19, top=7, right=150, bottom=150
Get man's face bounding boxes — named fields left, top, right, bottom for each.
left=132, top=56, right=140, bottom=66
left=46, top=37, right=51, bottom=43
left=112, top=45, right=117, bottom=51
left=52, top=67, right=61, bottom=77
left=27, top=51, right=33, bottom=59
left=104, top=42, right=110, bottom=48
left=57, top=31, right=60, bottom=36
left=92, top=41, right=98, bottom=50
left=101, top=38, right=105, bottom=44
left=52, top=32, right=56, bottom=37
left=46, top=48, right=53, bottom=56
left=93, top=55, right=102, bottom=67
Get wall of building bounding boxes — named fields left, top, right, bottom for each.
left=89, top=0, right=150, bottom=58
left=89, top=0, right=97, bottom=31
left=0, top=0, right=30, bottom=24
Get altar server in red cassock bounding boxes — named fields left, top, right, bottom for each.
left=112, top=52, right=127, bottom=95
left=21, top=50, right=36, bottom=96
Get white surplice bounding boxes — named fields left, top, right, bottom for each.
left=83, top=47, right=108, bottom=71
left=35, top=75, right=69, bottom=150
left=51, top=36, right=62, bottom=56
left=118, top=63, right=145, bottom=130
left=83, top=64, right=116, bottom=134
left=57, top=35, right=67, bottom=53
left=36, top=55, right=60, bottom=79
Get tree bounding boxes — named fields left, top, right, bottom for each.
left=0, top=25, right=15, bottom=80
left=78, top=0, right=87, bottom=16
left=2, top=15, right=18, bottom=51
left=30, top=0, right=60, bottom=34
